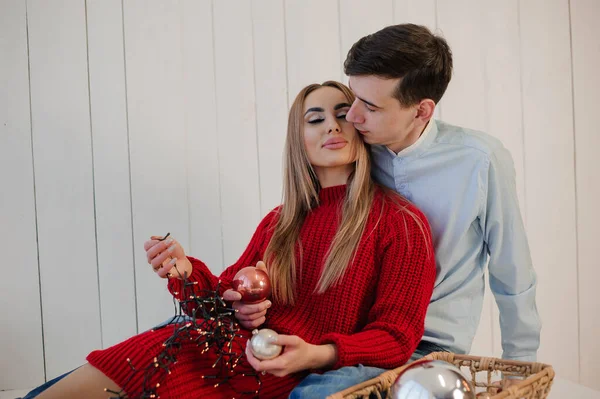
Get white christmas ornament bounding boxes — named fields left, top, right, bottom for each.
left=249, top=328, right=282, bottom=360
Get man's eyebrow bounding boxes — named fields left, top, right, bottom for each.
left=348, top=82, right=382, bottom=109
left=334, top=103, right=351, bottom=110
left=304, top=107, right=324, bottom=116
left=356, top=95, right=382, bottom=109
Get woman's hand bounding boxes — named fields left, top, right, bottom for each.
left=143, top=235, right=192, bottom=279
left=222, top=261, right=271, bottom=329
left=245, top=334, right=337, bottom=377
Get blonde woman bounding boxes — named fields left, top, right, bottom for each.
left=34, top=81, right=435, bottom=399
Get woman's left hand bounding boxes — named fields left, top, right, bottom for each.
left=245, top=334, right=337, bottom=377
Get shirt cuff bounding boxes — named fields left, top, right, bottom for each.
left=502, top=352, right=537, bottom=363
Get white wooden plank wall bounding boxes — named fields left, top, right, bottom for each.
left=0, top=0, right=598, bottom=392
left=570, top=0, right=600, bottom=387
left=0, top=0, right=45, bottom=389
left=519, top=0, right=580, bottom=382
left=213, top=1, right=262, bottom=268
left=86, top=0, right=138, bottom=351
left=26, top=0, right=102, bottom=381
left=180, top=0, right=223, bottom=272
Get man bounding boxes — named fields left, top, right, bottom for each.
left=284, top=23, right=541, bottom=397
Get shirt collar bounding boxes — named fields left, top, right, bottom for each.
left=384, top=119, right=438, bottom=159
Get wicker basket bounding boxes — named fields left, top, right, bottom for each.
left=327, top=352, right=555, bottom=399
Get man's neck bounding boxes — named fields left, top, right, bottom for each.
left=388, top=119, right=431, bottom=154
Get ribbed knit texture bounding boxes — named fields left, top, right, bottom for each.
left=87, top=184, right=435, bottom=398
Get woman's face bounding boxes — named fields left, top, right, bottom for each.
left=303, top=86, right=359, bottom=175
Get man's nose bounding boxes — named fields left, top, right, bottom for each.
left=346, top=101, right=364, bottom=124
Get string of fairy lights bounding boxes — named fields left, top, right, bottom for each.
left=104, top=234, right=261, bottom=398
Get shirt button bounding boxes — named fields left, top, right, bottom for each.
left=399, top=184, right=407, bottom=189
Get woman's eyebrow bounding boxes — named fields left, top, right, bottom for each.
left=304, top=107, right=324, bottom=116
left=304, top=103, right=351, bottom=116
left=334, top=103, right=351, bottom=110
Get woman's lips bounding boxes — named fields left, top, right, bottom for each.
left=323, top=142, right=348, bottom=149
left=322, top=138, right=348, bottom=149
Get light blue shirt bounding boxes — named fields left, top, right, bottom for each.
left=371, top=120, right=541, bottom=361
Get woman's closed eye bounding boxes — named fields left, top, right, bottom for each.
left=308, top=114, right=347, bottom=124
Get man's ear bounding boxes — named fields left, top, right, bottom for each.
left=415, top=99, right=435, bottom=121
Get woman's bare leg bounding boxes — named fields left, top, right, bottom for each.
left=37, top=363, right=123, bottom=399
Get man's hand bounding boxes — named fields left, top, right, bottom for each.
left=245, top=335, right=337, bottom=377
left=222, top=261, right=271, bottom=329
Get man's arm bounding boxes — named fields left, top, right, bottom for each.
left=481, top=145, right=541, bottom=362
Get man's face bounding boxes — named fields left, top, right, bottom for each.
left=346, top=75, right=423, bottom=153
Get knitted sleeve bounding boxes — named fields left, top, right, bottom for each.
left=167, top=210, right=278, bottom=312
left=319, top=204, right=436, bottom=369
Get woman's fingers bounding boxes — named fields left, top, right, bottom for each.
left=150, top=248, right=174, bottom=270
left=255, top=260, right=267, bottom=272
left=231, top=299, right=271, bottom=329
left=143, top=235, right=190, bottom=279
left=232, top=300, right=271, bottom=315
left=146, top=238, right=175, bottom=264
left=156, top=258, right=177, bottom=278
left=268, top=334, right=300, bottom=346
left=245, top=342, right=261, bottom=369
left=222, top=289, right=242, bottom=302
left=143, top=239, right=158, bottom=251
left=240, top=317, right=266, bottom=330
left=246, top=349, right=286, bottom=373
left=236, top=310, right=267, bottom=322
left=244, top=341, right=279, bottom=372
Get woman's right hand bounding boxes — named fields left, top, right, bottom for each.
left=144, top=235, right=192, bottom=279
left=222, top=261, right=272, bottom=329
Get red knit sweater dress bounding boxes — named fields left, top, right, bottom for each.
left=87, top=185, right=436, bottom=398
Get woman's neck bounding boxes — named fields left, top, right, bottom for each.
left=314, top=165, right=353, bottom=188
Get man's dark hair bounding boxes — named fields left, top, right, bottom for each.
left=344, top=24, right=453, bottom=106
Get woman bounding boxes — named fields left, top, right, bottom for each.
left=35, top=81, right=435, bottom=398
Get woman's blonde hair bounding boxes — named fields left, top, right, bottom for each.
left=264, top=81, right=429, bottom=305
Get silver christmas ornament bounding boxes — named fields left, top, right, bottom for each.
left=249, top=328, right=282, bottom=360
left=390, top=359, right=476, bottom=399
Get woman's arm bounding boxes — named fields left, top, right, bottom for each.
left=318, top=206, right=436, bottom=369
left=151, top=211, right=277, bottom=315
